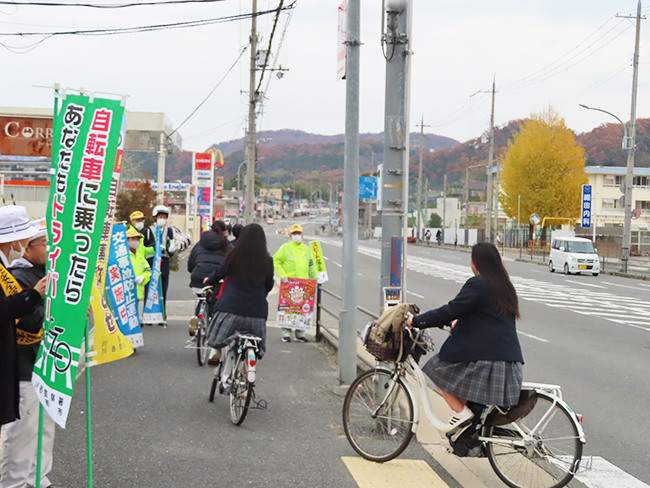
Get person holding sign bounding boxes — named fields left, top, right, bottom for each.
left=2, top=218, right=57, bottom=488
left=0, top=208, right=48, bottom=488
left=273, top=224, right=316, bottom=343
left=127, top=228, right=152, bottom=304
left=143, top=205, right=176, bottom=308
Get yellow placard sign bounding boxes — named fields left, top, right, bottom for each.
left=309, top=241, right=328, bottom=284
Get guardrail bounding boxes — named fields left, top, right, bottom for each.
left=315, top=286, right=379, bottom=343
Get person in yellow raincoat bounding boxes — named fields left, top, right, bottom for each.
left=273, top=223, right=316, bottom=343
left=127, top=228, right=152, bottom=304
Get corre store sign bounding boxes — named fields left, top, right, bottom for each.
left=0, top=116, right=53, bottom=157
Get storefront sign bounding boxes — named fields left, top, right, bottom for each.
left=0, top=116, right=53, bottom=156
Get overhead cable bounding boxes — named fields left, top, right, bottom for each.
left=0, top=0, right=227, bottom=8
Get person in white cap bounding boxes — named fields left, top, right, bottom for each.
left=0, top=207, right=46, bottom=433
left=1, top=218, right=58, bottom=488
left=143, top=205, right=176, bottom=316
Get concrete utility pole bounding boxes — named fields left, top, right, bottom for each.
left=484, top=76, right=496, bottom=243
left=244, top=0, right=258, bottom=225
left=157, top=132, right=166, bottom=204
left=380, top=0, right=412, bottom=310
left=619, top=1, right=643, bottom=272
left=339, top=0, right=360, bottom=385
left=423, top=178, right=429, bottom=228
left=465, top=162, right=488, bottom=232
left=416, top=116, right=429, bottom=241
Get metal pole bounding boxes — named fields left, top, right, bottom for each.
left=416, top=117, right=427, bottom=241
left=622, top=0, right=642, bottom=273
left=442, top=174, right=447, bottom=243
left=518, top=194, right=521, bottom=258
left=485, top=76, right=496, bottom=242
left=592, top=190, right=597, bottom=243
left=494, top=157, right=500, bottom=243
left=424, top=178, right=429, bottom=230
left=339, top=0, right=360, bottom=385
left=464, top=167, right=469, bottom=232
left=157, top=132, right=166, bottom=204
left=380, top=0, right=412, bottom=311
left=85, top=325, right=93, bottom=488
left=244, top=0, right=258, bottom=225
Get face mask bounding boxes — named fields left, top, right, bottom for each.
left=134, top=222, right=144, bottom=231
left=291, top=234, right=303, bottom=244
left=156, top=218, right=167, bottom=227
left=129, top=240, right=140, bottom=251
left=8, top=242, right=26, bottom=262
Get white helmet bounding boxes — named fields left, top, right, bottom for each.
left=153, top=205, right=170, bottom=217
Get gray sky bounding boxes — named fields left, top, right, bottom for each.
left=1, top=0, right=648, bottom=153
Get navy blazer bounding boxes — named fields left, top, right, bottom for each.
left=413, top=275, right=524, bottom=363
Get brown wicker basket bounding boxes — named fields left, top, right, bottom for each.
left=364, top=322, right=413, bottom=362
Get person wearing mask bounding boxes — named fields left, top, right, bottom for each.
left=128, top=211, right=154, bottom=259
left=0, top=208, right=47, bottom=488
left=273, top=223, right=316, bottom=343
left=127, top=228, right=151, bottom=306
left=203, top=224, right=274, bottom=385
left=231, top=224, right=243, bottom=245
left=1, top=218, right=56, bottom=488
left=406, top=243, right=523, bottom=431
left=143, top=205, right=176, bottom=310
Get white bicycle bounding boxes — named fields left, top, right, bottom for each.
left=342, top=327, right=586, bottom=488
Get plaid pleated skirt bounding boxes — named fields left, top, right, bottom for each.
left=422, top=354, right=523, bottom=407
left=206, top=311, right=267, bottom=358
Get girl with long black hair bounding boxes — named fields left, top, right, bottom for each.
left=204, top=223, right=274, bottom=368
left=407, top=242, right=524, bottom=430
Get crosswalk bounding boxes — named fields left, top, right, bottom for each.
left=316, top=238, right=650, bottom=333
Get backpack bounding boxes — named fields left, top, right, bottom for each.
left=363, top=303, right=420, bottom=361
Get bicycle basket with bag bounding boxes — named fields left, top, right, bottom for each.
left=362, top=303, right=420, bottom=362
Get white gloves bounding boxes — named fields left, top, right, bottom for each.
left=168, top=241, right=177, bottom=254
left=135, top=276, right=145, bottom=285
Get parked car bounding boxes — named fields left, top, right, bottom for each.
left=172, top=226, right=192, bottom=251
left=549, top=237, right=600, bottom=276
left=266, top=218, right=275, bottom=225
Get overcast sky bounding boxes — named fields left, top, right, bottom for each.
left=1, top=0, right=648, bottom=153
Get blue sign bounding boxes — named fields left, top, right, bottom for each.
left=106, top=224, right=143, bottom=348
left=581, top=184, right=592, bottom=228
left=359, top=176, right=378, bottom=200
left=143, top=226, right=165, bottom=325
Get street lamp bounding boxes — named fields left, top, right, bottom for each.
left=236, top=161, right=247, bottom=192
left=579, top=103, right=635, bottom=272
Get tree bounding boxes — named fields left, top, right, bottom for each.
left=499, top=109, right=587, bottom=241
left=115, top=175, right=158, bottom=226
left=428, top=212, right=442, bottom=228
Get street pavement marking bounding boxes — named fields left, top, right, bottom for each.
left=333, top=261, right=342, bottom=267
left=342, top=457, right=449, bottom=488
left=517, top=330, right=549, bottom=342
left=576, top=456, right=650, bottom=488
left=166, top=315, right=192, bottom=321
left=602, top=281, right=649, bottom=290
left=407, top=290, right=426, bottom=299
left=564, top=279, right=608, bottom=289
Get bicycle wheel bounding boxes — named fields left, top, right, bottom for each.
left=229, top=357, right=253, bottom=425
left=485, top=392, right=583, bottom=488
left=196, top=303, right=209, bottom=366
left=342, top=368, right=414, bottom=463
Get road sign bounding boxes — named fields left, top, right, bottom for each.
left=529, top=213, right=541, bottom=225
left=581, top=184, right=592, bottom=228
left=359, top=176, right=378, bottom=199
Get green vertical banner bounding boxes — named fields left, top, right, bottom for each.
left=32, top=93, right=126, bottom=428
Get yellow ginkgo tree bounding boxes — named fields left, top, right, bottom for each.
left=499, top=108, right=587, bottom=242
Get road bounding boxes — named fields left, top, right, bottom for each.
left=267, top=216, right=650, bottom=486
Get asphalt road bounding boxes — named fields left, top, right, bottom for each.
left=267, top=216, right=650, bottom=485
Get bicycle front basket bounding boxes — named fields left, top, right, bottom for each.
left=363, top=321, right=406, bottom=362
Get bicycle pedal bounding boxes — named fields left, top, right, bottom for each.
left=449, top=423, right=471, bottom=442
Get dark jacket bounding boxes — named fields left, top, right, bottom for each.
left=413, top=275, right=524, bottom=363
left=9, top=258, right=46, bottom=382
left=0, top=262, right=42, bottom=426
left=187, top=231, right=232, bottom=288
left=206, top=258, right=275, bottom=319
left=144, top=225, right=175, bottom=276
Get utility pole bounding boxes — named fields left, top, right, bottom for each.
left=424, top=178, right=429, bottom=229
left=493, top=157, right=500, bottom=242
left=484, top=76, right=496, bottom=243
left=416, top=116, right=429, bottom=241
left=442, top=174, right=447, bottom=240
left=619, top=1, right=643, bottom=272
left=157, top=132, right=166, bottom=204
left=339, top=0, right=360, bottom=385
left=244, top=0, right=258, bottom=225
left=380, top=0, right=412, bottom=311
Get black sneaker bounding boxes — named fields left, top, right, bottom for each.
left=282, top=337, right=291, bottom=343
left=295, top=337, right=308, bottom=343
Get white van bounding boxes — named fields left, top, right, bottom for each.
left=309, top=211, right=318, bottom=219
left=549, top=237, right=600, bottom=276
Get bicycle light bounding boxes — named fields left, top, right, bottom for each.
left=198, top=313, right=203, bottom=319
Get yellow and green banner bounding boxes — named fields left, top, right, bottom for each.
left=309, top=241, right=328, bottom=284
left=32, top=93, right=125, bottom=428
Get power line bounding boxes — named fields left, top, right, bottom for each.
left=0, top=4, right=294, bottom=36
left=168, top=46, right=248, bottom=138
left=0, top=0, right=226, bottom=8
left=256, top=0, right=283, bottom=93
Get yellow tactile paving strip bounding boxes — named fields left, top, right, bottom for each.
left=342, top=456, right=450, bottom=487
